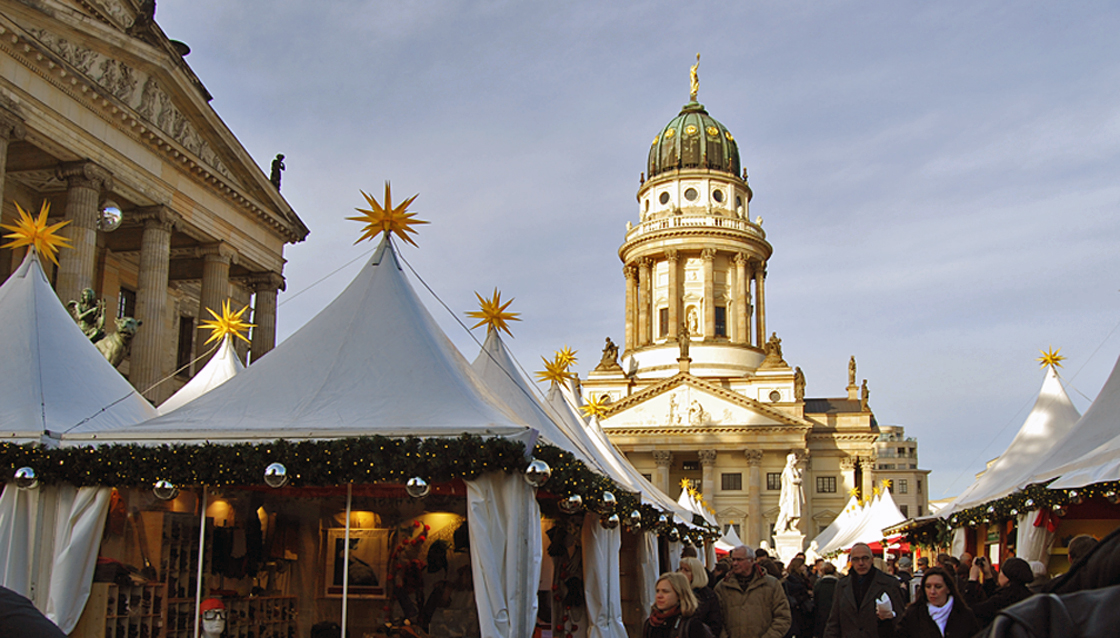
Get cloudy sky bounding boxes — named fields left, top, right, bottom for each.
left=157, top=1, right=1120, bottom=500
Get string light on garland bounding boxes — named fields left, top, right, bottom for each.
left=466, top=289, right=520, bottom=336
left=1, top=201, right=72, bottom=265
left=263, top=462, right=289, bottom=488
left=14, top=466, right=37, bottom=490
left=348, top=181, right=426, bottom=247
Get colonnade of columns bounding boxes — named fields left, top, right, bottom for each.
left=622, top=248, right=767, bottom=352
left=0, top=107, right=285, bottom=401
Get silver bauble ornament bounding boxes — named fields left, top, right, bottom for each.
left=406, top=477, right=431, bottom=498
left=657, top=514, right=669, bottom=529
left=524, top=459, right=551, bottom=488
left=601, top=514, right=620, bottom=530
left=1053, top=505, right=1067, bottom=517
left=1025, top=499, right=1035, bottom=508
left=1068, top=491, right=1083, bottom=505
left=600, top=491, right=617, bottom=513
left=668, top=527, right=680, bottom=542
left=264, top=462, right=289, bottom=488
left=14, top=467, right=37, bottom=490
left=628, top=510, right=643, bottom=529
left=153, top=480, right=179, bottom=501
left=559, top=494, right=584, bottom=514
left=1106, top=491, right=1119, bottom=504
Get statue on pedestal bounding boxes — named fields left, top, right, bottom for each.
left=678, top=319, right=690, bottom=359
left=67, top=288, right=105, bottom=343
left=775, top=452, right=804, bottom=533
left=594, top=337, right=622, bottom=371
left=848, top=356, right=857, bottom=387
left=269, top=153, right=285, bottom=191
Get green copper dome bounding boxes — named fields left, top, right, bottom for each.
left=647, top=101, right=740, bottom=179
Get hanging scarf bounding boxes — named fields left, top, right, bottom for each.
left=648, top=604, right=681, bottom=628
left=927, top=595, right=954, bottom=636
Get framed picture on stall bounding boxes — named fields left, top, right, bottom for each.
left=325, top=529, right=391, bottom=598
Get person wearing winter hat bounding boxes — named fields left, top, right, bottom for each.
left=967, top=557, right=1035, bottom=627
left=1027, top=560, right=1050, bottom=592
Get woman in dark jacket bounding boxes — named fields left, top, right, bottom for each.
left=966, top=557, right=1035, bottom=627
left=679, top=557, right=723, bottom=637
left=895, top=567, right=980, bottom=638
left=643, top=572, right=710, bottom=638
left=783, top=557, right=813, bottom=638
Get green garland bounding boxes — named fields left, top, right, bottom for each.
left=0, top=435, right=719, bottom=540
left=945, top=481, right=1120, bottom=529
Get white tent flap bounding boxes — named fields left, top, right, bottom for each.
left=0, top=483, right=38, bottom=594
left=581, top=514, right=627, bottom=638
left=45, top=486, right=112, bottom=633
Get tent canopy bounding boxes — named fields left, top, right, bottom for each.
left=62, top=239, right=533, bottom=445
left=815, top=492, right=906, bottom=556
left=940, top=367, right=1080, bottom=517
left=0, top=251, right=155, bottom=443
left=157, top=335, right=243, bottom=415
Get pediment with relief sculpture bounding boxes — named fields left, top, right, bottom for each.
left=599, top=373, right=813, bottom=433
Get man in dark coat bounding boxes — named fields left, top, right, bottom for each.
left=822, top=543, right=904, bottom=638
left=812, top=562, right=839, bottom=638
left=0, top=586, right=68, bottom=637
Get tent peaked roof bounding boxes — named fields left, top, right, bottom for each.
left=157, top=335, right=244, bottom=415
left=817, top=492, right=905, bottom=555
left=63, top=238, right=533, bottom=443
left=942, top=366, right=1080, bottom=516
left=470, top=330, right=606, bottom=474
left=0, top=250, right=156, bottom=443
left=811, top=496, right=862, bottom=555
left=715, top=524, right=744, bottom=552
left=677, top=484, right=719, bottom=526
left=1030, top=351, right=1120, bottom=488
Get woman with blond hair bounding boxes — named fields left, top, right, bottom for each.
left=679, top=556, right=723, bottom=637
left=643, top=572, right=710, bottom=638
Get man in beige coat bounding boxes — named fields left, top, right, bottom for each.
left=715, top=545, right=791, bottom=638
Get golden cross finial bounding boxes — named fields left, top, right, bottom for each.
left=1, top=201, right=72, bottom=266
left=347, top=181, right=426, bottom=247
left=200, top=299, right=255, bottom=345
left=689, top=53, right=701, bottom=100
left=466, top=288, right=520, bottom=336
left=1037, top=347, right=1065, bottom=369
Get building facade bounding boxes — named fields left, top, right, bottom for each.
left=875, top=425, right=930, bottom=519
left=583, top=84, right=913, bottom=549
left=0, top=0, right=308, bottom=403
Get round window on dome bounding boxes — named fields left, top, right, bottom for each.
left=684, top=188, right=698, bottom=201
left=706, top=126, right=719, bottom=136
left=685, top=125, right=698, bottom=135
left=659, top=192, right=670, bottom=205
left=712, top=189, right=725, bottom=203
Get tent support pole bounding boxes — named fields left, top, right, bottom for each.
left=193, top=486, right=208, bottom=638
left=341, top=482, right=353, bottom=638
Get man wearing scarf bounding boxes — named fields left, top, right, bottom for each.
left=714, top=545, right=791, bottom=638
left=823, top=543, right=904, bottom=638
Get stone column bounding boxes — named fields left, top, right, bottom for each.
left=702, top=248, right=716, bottom=338
left=0, top=109, right=26, bottom=215
left=756, top=262, right=767, bottom=344
left=860, top=456, right=876, bottom=500
left=745, top=449, right=764, bottom=547
left=840, top=456, right=858, bottom=499
left=637, top=258, right=651, bottom=347
left=195, top=242, right=237, bottom=369
left=734, top=253, right=749, bottom=345
left=55, top=162, right=112, bottom=304
left=699, top=449, right=717, bottom=500
left=249, top=272, right=285, bottom=363
left=623, top=264, right=636, bottom=352
left=666, top=250, right=679, bottom=340
left=130, top=207, right=179, bottom=402
left=653, top=450, right=673, bottom=497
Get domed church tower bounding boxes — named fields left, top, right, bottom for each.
left=581, top=60, right=894, bottom=552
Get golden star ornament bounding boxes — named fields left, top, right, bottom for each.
left=555, top=346, right=578, bottom=371
left=580, top=394, right=611, bottom=419
left=200, top=299, right=255, bottom=345
left=535, top=354, right=572, bottom=385
left=347, top=181, right=426, bottom=246
left=467, top=288, right=520, bottom=336
left=1, top=201, right=72, bottom=266
left=1037, top=347, right=1065, bottom=369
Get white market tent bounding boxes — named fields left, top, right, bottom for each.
left=0, top=250, right=156, bottom=444
left=809, top=495, right=861, bottom=556
left=60, top=238, right=546, bottom=638
left=940, top=366, right=1081, bottom=517
left=677, top=484, right=719, bottom=527
left=0, top=250, right=156, bottom=632
left=714, top=524, right=744, bottom=553
left=1029, top=352, right=1120, bottom=489
left=815, top=491, right=906, bottom=557
left=156, top=334, right=243, bottom=415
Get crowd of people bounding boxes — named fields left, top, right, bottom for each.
left=642, top=534, right=1109, bottom=638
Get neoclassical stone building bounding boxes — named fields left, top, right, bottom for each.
left=583, top=83, right=909, bottom=549
left=0, top=0, right=308, bottom=403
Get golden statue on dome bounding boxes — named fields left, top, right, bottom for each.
left=690, top=53, right=700, bottom=100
